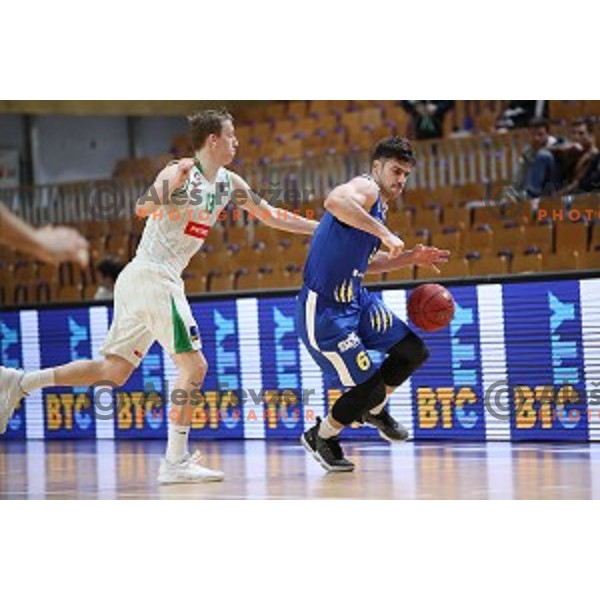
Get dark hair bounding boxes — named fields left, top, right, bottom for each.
left=371, top=136, right=416, bottom=166
left=188, top=108, right=233, bottom=150
left=97, top=255, right=125, bottom=282
left=529, top=117, right=549, bottom=131
left=572, top=118, right=594, bottom=134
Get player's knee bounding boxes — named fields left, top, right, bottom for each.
left=390, top=332, right=429, bottom=367
left=331, top=372, right=386, bottom=425
left=179, top=353, right=208, bottom=384
left=381, top=333, right=429, bottom=387
left=101, top=359, right=133, bottom=387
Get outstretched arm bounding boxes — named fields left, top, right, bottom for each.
left=0, top=204, right=89, bottom=266
left=368, top=244, right=451, bottom=275
left=229, top=172, right=317, bottom=235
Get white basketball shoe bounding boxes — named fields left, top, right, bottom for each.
left=158, top=450, right=224, bottom=484
left=0, top=367, right=25, bottom=435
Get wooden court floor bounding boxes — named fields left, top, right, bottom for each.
left=1, top=439, right=600, bottom=499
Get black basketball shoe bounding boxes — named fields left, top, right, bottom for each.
left=301, top=417, right=355, bottom=472
left=363, top=409, right=409, bottom=442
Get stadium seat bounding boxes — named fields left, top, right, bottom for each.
left=471, top=204, right=495, bottom=227
left=280, top=240, right=309, bottom=268
left=226, top=226, right=250, bottom=248
left=493, top=225, right=525, bottom=254
left=287, top=101, right=308, bottom=120
left=538, top=197, right=566, bottom=220
left=363, top=271, right=383, bottom=285
left=462, top=226, right=494, bottom=254
left=105, top=234, right=128, bottom=257
left=235, top=270, right=260, bottom=291
left=543, top=250, right=580, bottom=272
left=579, top=250, right=600, bottom=270
left=443, top=205, right=471, bottom=229
left=511, top=253, right=543, bottom=274
left=403, top=188, right=430, bottom=207
left=570, top=194, right=600, bottom=220
left=555, top=221, right=590, bottom=254
left=428, top=187, right=456, bottom=205
left=431, top=228, right=462, bottom=255
left=387, top=265, right=415, bottom=281
left=413, top=207, right=442, bottom=231
left=386, top=210, right=413, bottom=235
left=56, top=284, right=83, bottom=302
left=419, top=258, right=469, bottom=279
left=14, top=261, right=37, bottom=283
left=458, top=183, right=486, bottom=201
left=37, top=263, right=59, bottom=283
left=468, top=255, right=509, bottom=276
left=589, top=223, right=600, bottom=250
left=402, top=230, right=430, bottom=248
left=523, top=223, right=554, bottom=253
left=186, top=273, right=208, bottom=294
left=209, top=272, right=235, bottom=293
left=282, top=266, right=303, bottom=288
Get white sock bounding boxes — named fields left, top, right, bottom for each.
left=20, top=369, right=56, bottom=393
left=369, top=396, right=389, bottom=416
left=166, top=424, right=190, bottom=463
left=318, top=415, right=343, bottom=439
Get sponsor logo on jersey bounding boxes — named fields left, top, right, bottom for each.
left=337, top=332, right=361, bottom=353
left=184, top=220, right=211, bottom=239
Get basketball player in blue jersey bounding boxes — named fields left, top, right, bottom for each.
left=297, top=137, right=449, bottom=471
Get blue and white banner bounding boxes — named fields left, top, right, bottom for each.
left=1, top=275, right=600, bottom=441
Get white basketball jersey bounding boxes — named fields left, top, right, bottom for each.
left=134, top=161, right=232, bottom=278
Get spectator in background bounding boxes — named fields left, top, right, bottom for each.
left=579, top=152, right=600, bottom=192
left=401, top=101, right=454, bottom=140
left=553, top=118, right=598, bottom=196
left=514, top=117, right=560, bottom=198
left=94, top=255, right=125, bottom=301
left=497, top=100, right=548, bottom=131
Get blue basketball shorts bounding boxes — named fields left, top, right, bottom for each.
left=296, top=286, right=412, bottom=388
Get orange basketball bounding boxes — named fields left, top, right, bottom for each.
left=407, top=284, right=455, bottom=332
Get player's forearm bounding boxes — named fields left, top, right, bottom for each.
left=136, top=176, right=179, bottom=217
left=0, top=204, right=45, bottom=257
left=324, top=195, right=389, bottom=240
left=367, top=250, right=416, bottom=274
left=262, top=207, right=317, bottom=235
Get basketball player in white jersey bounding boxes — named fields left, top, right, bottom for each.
left=0, top=108, right=318, bottom=483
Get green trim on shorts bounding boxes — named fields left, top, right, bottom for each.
left=171, top=297, right=194, bottom=354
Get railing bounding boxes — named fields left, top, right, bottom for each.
left=241, top=129, right=538, bottom=197
left=0, top=127, right=564, bottom=226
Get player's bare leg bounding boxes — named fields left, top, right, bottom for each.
left=157, top=350, right=224, bottom=484
left=0, top=355, right=134, bottom=434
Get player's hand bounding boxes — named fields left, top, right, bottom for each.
left=171, top=158, right=195, bottom=189
left=409, top=244, right=451, bottom=274
left=33, top=225, right=90, bottom=267
left=381, top=231, right=405, bottom=259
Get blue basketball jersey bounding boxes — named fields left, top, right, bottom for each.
left=303, top=178, right=386, bottom=306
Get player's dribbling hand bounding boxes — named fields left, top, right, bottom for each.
left=171, top=158, right=195, bottom=189
left=410, top=244, right=451, bottom=274
left=33, top=225, right=90, bottom=267
left=381, top=231, right=405, bottom=259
